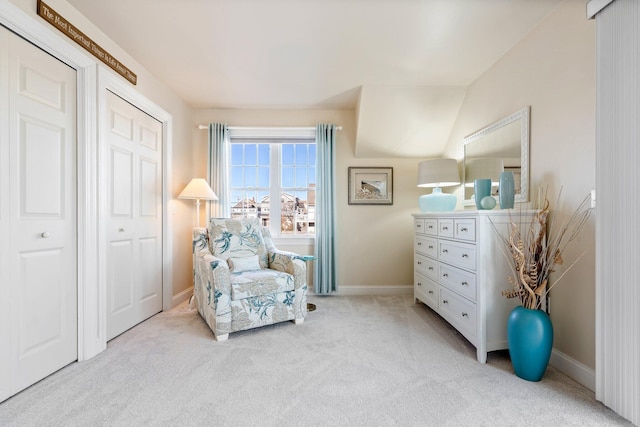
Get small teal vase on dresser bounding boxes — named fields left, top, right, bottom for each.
left=474, top=179, right=492, bottom=210
left=499, top=171, right=515, bottom=209
left=507, top=306, right=554, bottom=382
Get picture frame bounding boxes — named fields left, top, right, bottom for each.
left=348, top=167, right=393, bottom=205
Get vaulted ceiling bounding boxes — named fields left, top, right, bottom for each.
left=66, top=0, right=565, bottom=157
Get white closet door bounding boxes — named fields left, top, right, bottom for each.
left=106, top=91, right=163, bottom=340
left=0, top=27, right=77, bottom=402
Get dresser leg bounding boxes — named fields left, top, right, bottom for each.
left=477, top=348, right=487, bottom=364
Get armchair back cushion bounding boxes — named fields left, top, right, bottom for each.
left=208, top=218, right=269, bottom=268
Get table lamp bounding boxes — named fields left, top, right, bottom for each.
left=417, top=159, right=460, bottom=212
left=178, top=178, right=218, bottom=227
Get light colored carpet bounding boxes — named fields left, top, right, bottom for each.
left=0, top=295, right=631, bottom=426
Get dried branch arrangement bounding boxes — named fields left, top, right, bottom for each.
left=494, top=190, right=592, bottom=310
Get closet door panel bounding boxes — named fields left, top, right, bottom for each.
left=109, top=240, right=134, bottom=314
left=19, top=118, right=64, bottom=216
left=110, top=147, right=133, bottom=217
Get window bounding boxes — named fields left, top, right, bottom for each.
left=229, top=129, right=316, bottom=239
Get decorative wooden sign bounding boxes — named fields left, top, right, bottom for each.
left=37, top=0, right=137, bottom=85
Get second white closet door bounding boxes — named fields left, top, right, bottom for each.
left=106, top=91, right=163, bottom=340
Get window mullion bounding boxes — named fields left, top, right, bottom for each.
left=270, top=144, right=281, bottom=237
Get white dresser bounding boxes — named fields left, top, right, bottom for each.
left=412, top=210, right=533, bottom=363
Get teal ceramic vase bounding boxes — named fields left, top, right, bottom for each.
left=499, top=171, right=515, bottom=209
left=507, top=306, right=553, bottom=382
left=480, top=196, right=496, bottom=210
left=474, top=179, right=492, bottom=210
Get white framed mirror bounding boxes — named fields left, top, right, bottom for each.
left=463, top=107, right=530, bottom=206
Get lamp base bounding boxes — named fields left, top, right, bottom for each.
left=419, top=187, right=457, bottom=212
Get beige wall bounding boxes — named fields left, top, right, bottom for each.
left=10, top=0, right=197, bottom=305
left=443, top=0, right=596, bottom=370
left=192, top=109, right=422, bottom=293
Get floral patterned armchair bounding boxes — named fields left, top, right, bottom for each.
left=192, top=217, right=307, bottom=341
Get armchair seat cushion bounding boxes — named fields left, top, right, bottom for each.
left=230, top=269, right=294, bottom=301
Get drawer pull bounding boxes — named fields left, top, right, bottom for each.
left=442, top=273, right=449, bottom=278
left=443, top=300, right=449, bottom=304
left=417, top=224, right=422, bottom=228
left=442, top=249, right=449, bottom=254
left=442, top=226, right=449, bottom=231
left=428, top=290, right=434, bottom=294
left=428, top=225, right=434, bottom=229
left=462, top=312, right=468, bottom=317
left=462, top=253, right=469, bottom=258
left=428, top=266, right=434, bottom=271
left=428, top=245, right=434, bottom=249
left=461, top=281, right=468, bottom=286
left=417, top=261, right=422, bottom=265
left=460, top=227, right=468, bottom=232
left=417, top=242, right=422, bottom=246
left=417, top=282, right=422, bottom=286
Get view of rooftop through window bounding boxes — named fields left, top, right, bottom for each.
left=230, top=142, right=316, bottom=236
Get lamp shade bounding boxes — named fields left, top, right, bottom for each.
left=464, top=158, right=504, bottom=186
left=417, top=159, right=460, bottom=188
left=178, top=178, right=218, bottom=200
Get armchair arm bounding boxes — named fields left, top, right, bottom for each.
left=193, top=228, right=232, bottom=336
left=269, top=250, right=307, bottom=290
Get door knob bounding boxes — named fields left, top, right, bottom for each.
left=119, top=227, right=125, bottom=232
left=41, top=232, right=50, bottom=238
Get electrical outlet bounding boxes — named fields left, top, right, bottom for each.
left=591, top=189, right=596, bottom=208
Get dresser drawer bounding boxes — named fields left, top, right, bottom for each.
left=439, top=240, right=476, bottom=271
left=414, top=273, right=438, bottom=310
left=415, top=235, right=438, bottom=257
left=424, top=218, right=438, bottom=236
left=440, top=288, right=477, bottom=338
left=414, top=218, right=425, bottom=234
left=439, top=264, right=477, bottom=301
left=438, top=219, right=454, bottom=238
left=415, top=253, right=438, bottom=281
left=454, top=219, right=476, bottom=242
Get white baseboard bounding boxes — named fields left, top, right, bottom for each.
left=549, top=348, right=595, bottom=391
left=170, top=287, right=193, bottom=309
left=335, top=285, right=413, bottom=296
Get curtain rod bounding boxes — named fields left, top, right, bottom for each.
left=197, top=125, right=342, bottom=131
